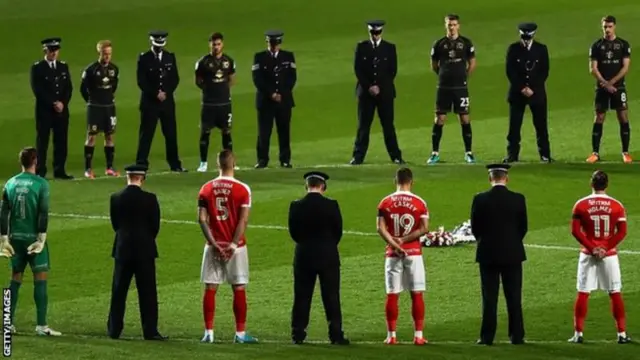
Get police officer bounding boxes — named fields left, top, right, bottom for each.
left=135, top=31, right=186, bottom=172
left=350, top=20, right=404, bottom=165
left=30, top=38, right=73, bottom=179
left=195, top=32, right=237, bottom=172
left=470, top=164, right=528, bottom=346
left=107, top=164, right=167, bottom=341
left=251, top=30, right=297, bottom=169
left=288, top=172, right=349, bottom=345
left=504, top=23, right=553, bottom=163
left=80, top=40, right=120, bottom=178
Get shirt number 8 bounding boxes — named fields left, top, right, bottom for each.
left=620, top=92, right=627, bottom=103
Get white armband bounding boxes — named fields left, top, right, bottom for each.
left=37, top=233, right=47, bottom=242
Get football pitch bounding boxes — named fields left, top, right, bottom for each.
left=1, top=0, right=640, bottom=359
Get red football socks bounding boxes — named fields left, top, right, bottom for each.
left=573, top=292, right=589, bottom=332
left=609, top=292, right=626, bottom=332
left=233, top=288, right=247, bottom=332
left=203, top=288, right=216, bottom=330
left=385, top=293, right=399, bottom=331
left=411, top=292, right=425, bottom=331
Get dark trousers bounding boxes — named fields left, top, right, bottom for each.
left=479, top=263, right=525, bottom=344
left=256, top=105, right=291, bottom=165
left=135, top=101, right=182, bottom=169
left=507, top=94, right=551, bottom=158
left=291, top=263, right=344, bottom=342
left=352, top=95, right=402, bottom=162
left=35, top=109, right=69, bottom=177
left=107, top=258, right=159, bottom=338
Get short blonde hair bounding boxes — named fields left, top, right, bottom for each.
left=96, top=40, right=112, bottom=53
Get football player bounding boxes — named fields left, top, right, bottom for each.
left=569, top=170, right=630, bottom=344
left=376, top=167, right=429, bottom=345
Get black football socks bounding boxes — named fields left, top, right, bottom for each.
left=620, top=121, right=630, bottom=153
left=432, top=124, right=443, bottom=152
left=84, top=145, right=94, bottom=170
left=105, top=146, right=115, bottom=169
left=199, top=132, right=210, bottom=162
left=592, top=123, right=603, bottom=153
left=461, top=123, right=472, bottom=153
left=222, top=133, right=233, bottom=151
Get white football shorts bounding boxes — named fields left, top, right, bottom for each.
left=385, top=255, right=426, bottom=294
left=200, top=244, right=249, bottom=285
left=576, top=252, right=621, bottom=293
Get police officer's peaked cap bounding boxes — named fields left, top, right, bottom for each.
left=124, top=164, right=148, bottom=176
left=367, top=20, right=386, bottom=32
left=518, top=22, right=537, bottom=37
left=149, top=30, right=169, bottom=46
left=265, top=30, right=284, bottom=42
left=303, top=171, right=330, bottom=182
left=486, top=163, right=511, bottom=173
left=41, top=37, right=62, bottom=50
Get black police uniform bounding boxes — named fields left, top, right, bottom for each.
left=351, top=20, right=403, bottom=165
left=589, top=35, right=632, bottom=155
left=107, top=164, right=166, bottom=341
left=135, top=31, right=186, bottom=171
left=505, top=23, right=552, bottom=163
left=288, top=172, right=349, bottom=345
left=195, top=40, right=236, bottom=163
left=430, top=34, right=476, bottom=155
left=30, top=38, right=73, bottom=179
left=470, top=164, right=528, bottom=345
left=252, top=30, right=297, bottom=169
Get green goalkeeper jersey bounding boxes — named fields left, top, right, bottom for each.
left=0, top=172, right=49, bottom=242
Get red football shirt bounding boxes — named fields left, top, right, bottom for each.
left=377, top=191, right=429, bottom=257
left=572, top=193, right=627, bottom=256
left=198, top=176, right=251, bottom=247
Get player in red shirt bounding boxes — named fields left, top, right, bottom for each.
left=569, top=170, right=630, bottom=344
left=376, top=168, right=429, bottom=345
left=197, top=150, right=257, bottom=344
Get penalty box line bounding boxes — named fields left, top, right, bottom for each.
left=49, top=212, right=640, bottom=255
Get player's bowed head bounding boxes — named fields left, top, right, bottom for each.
left=217, top=149, right=236, bottom=176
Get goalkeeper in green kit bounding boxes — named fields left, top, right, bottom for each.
left=0, top=147, right=61, bottom=336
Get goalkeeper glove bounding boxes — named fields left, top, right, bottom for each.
left=0, top=235, right=14, bottom=258
left=27, top=233, right=46, bottom=254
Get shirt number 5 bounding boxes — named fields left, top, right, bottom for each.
left=216, top=197, right=229, bottom=221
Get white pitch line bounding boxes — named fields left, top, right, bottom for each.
left=23, top=332, right=620, bottom=345
left=6, top=159, right=630, bottom=183
left=49, top=212, right=640, bottom=255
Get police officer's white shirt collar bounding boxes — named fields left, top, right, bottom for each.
left=44, top=56, right=56, bottom=69
left=267, top=48, right=279, bottom=58
left=491, top=182, right=507, bottom=187
left=151, top=47, right=163, bottom=60
left=521, top=40, right=532, bottom=50
left=371, top=38, right=381, bottom=47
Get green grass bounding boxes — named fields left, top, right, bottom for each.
left=2, top=0, right=640, bottom=359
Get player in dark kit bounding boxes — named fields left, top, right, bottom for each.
left=587, top=16, right=633, bottom=164
left=80, top=40, right=120, bottom=179
left=195, top=33, right=237, bottom=172
left=428, top=14, right=477, bottom=164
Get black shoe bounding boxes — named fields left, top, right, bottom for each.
left=171, top=167, right=188, bottom=172
left=476, top=339, right=493, bottom=346
left=511, top=338, right=526, bottom=345
left=54, top=173, right=74, bottom=180
left=292, top=339, right=304, bottom=345
left=392, top=158, right=406, bottom=165
left=331, top=338, right=350, bottom=345
left=503, top=155, right=518, bottom=163
left=144, top=333, right=168, bottom=341
left=254, top=162, right=267, bottom=169
left=540, top=156, right=554, bottom=163
left=349, top=158, right=363, bottom=165
left=618, top=335, right=632, bottom=344
left=280, top=162, right=293, bottom=168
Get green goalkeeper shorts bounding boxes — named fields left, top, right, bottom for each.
left=9, top=241, right=50, bottom=273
